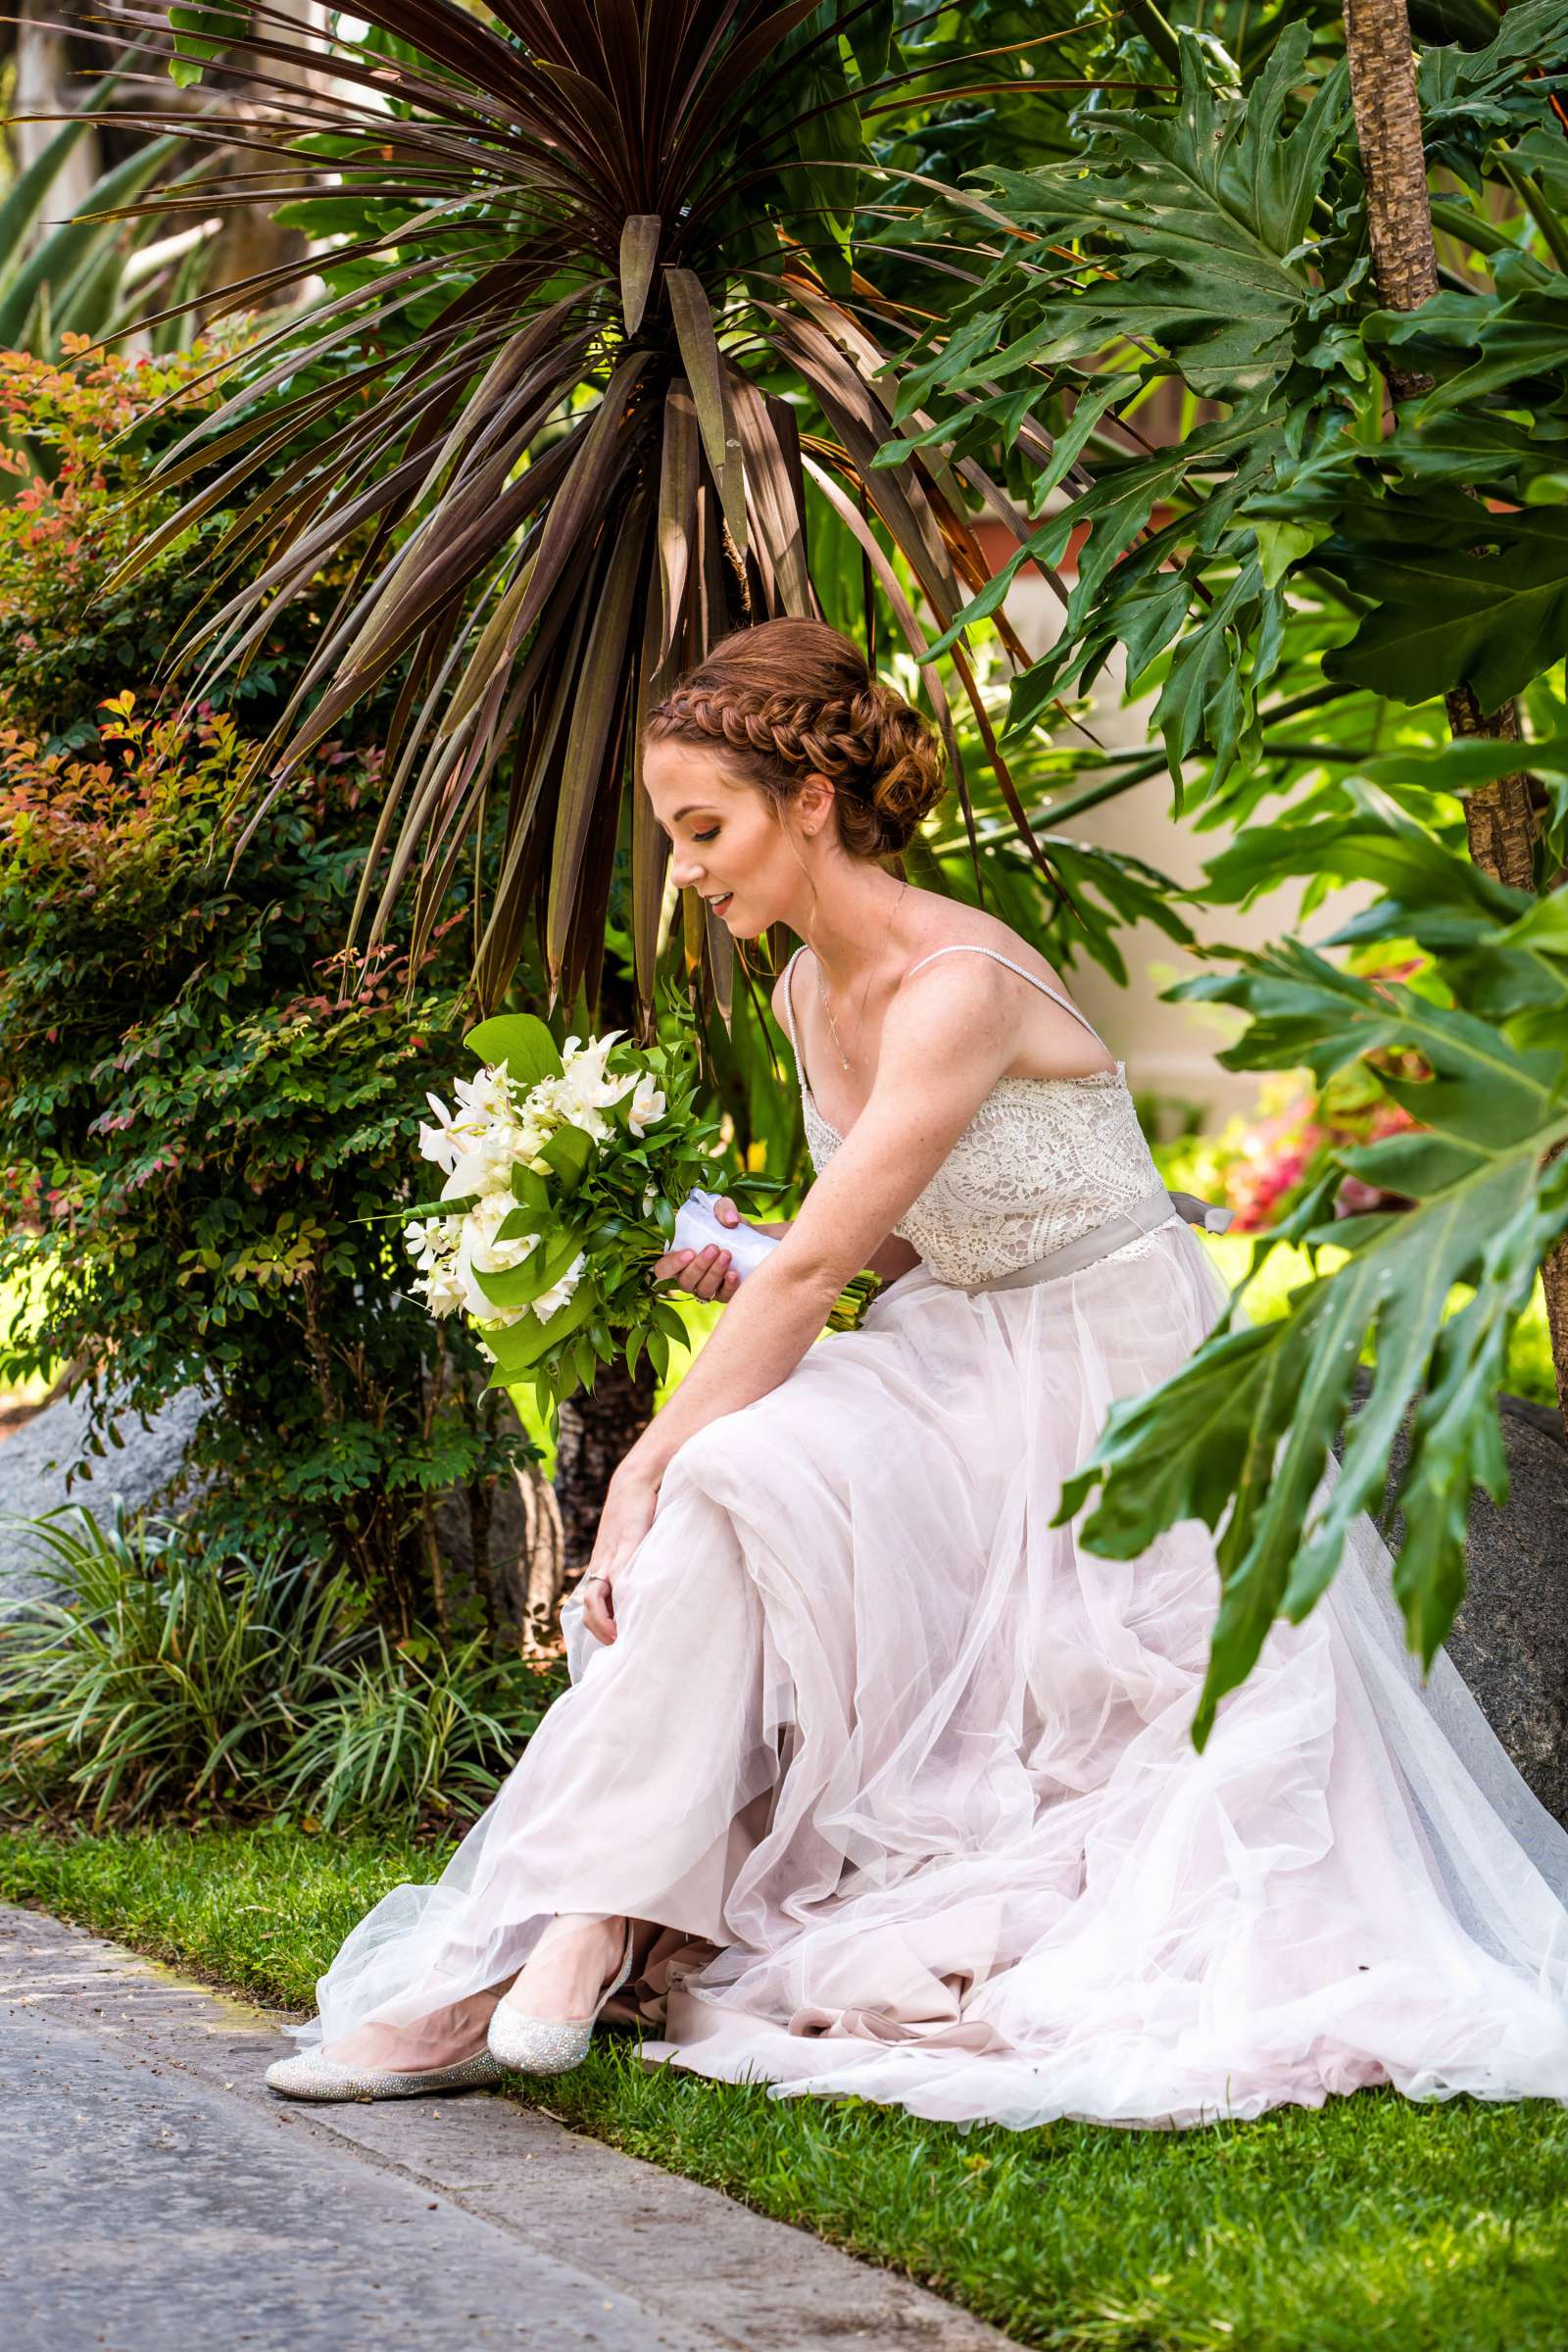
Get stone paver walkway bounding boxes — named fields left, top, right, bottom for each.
left=0, top=1904, right=1014, bottom=2352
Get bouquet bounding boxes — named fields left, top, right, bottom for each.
left=402, top=1005, right=875, bottom=1426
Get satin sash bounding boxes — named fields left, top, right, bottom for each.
left=961, top=1186, right=1231, bottom=1296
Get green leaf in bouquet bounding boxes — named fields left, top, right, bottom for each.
left=493, top=1204, right=540, bottom=1246
left=727, top=1175, right=792, bottom=1214
left=482, top=1281, right=601, bottom=1390
left=540, top=1123, right=594, bottom=1195
left=585, top=1216, right=634, bottom=1250
left=464, top=1013, right=564, bottom=1089
left=470, top=1225, right=581, bottom=1311
left=510, top=1163, right=552, bottom=1215
left=390, top=1192, right=478, bottom=1224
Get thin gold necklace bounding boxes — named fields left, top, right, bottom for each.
left=814, top=880, right=908, bottom=1070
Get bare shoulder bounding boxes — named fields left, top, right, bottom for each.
left=892, top=893, right=1110, bottom=1077
left=897, top=893, right=1069, bottom=1001
left=882, top=919, right=1015, bottom=1059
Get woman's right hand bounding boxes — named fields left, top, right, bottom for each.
left=651, top=1194, right=744, bottom=1302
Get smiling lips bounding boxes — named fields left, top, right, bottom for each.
left=706, top=891, right=734, bottom=914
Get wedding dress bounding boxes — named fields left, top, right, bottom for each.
left=282, top=942, right=1568, bottom=2129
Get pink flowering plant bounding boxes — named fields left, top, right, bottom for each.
left=1163, top=1080, right=1425, bottom=1237
left=1217, top=1072, right=1422, bottom=1236
left=404, top=1005, right=783, bottom=1424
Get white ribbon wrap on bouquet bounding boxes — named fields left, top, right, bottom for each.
left=671, top=1188, right=780, bottom=1280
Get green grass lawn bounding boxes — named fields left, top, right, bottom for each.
left=4, top=1822, right=1565, bottom=2352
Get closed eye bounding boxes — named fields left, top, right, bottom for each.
left=693, top=826, right=719, bottom=842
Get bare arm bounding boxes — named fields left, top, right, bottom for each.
left=575, top=954, right=1017, bottom=1641
left=648, top=963, right=907, bottom=1302
left=622, top=953, right=1016, bottom=1486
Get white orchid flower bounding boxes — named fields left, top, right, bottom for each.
left=455, top=1065, right=518, bottom=1123
left=626, top=1080, right=666, bottom=1138
left=417, top=1090, right=465, bottom=1172
left=448, top=1195, right=540, bottom=1317
left=404, top=1216, right=450, bottom=1270
left=412, top=1260, right=468, bottom=1318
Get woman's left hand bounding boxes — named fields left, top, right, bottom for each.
left=578, top=1466, right=661, bottom=1644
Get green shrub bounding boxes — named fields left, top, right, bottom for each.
left=0, top=339, right=377, bottom=752
left=0, top=690, right=531, bottom=1633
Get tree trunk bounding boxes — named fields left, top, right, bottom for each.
left=1343, top=0, right=1441, bottom=330
left=425, top=1345, right=565, bottom=1650
left=1446, top=685, right=1540, bottom=897
left=1344, top=0, right=1567, bottom=1432
left=552, top=1360, right=659, bottom=1586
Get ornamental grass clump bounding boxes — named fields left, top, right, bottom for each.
left=0, top=1499, right=363, bottom=1828
left=266, top=1628, right=559, bottom=1832
left=0, top=1499, right=565, bottom=1834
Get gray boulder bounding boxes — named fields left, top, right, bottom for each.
left=0, top=1380, right=214, bottom=1596
left=1338, top=1373, right=1568, bottom=1827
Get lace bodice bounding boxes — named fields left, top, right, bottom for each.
left=782, top=943, right=1169, bottom=1287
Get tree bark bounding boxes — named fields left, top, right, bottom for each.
left=1344, top=0, right=1566, bottom=1431
left=1344, top=0, right=1441, bottom=331
left=1446, top=685, right=1540, bottom=896
left=424, top=1341, right=565, bottom=1649
left=552, top=1360, right=658, bottom=1585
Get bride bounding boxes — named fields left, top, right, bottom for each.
left=267, top=616, right=1568, bottom=2128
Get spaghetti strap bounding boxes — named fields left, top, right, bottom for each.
left=779, top=945, right=807, bottom=1070
left=904, top=944, right=1108, bottom=1055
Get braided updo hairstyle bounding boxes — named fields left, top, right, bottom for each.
left=645, top=617, right=947, bottom=860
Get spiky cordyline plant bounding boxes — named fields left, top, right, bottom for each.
left=74, top=0, right=1102, bottom=1024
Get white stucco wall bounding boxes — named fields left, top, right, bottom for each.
left=1000, top=572, right=1373, bottom=1125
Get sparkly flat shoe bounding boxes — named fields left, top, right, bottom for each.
left=486, top=1918, right=637, bottom=2076
left=264, top=2045, right=506, bottom=2101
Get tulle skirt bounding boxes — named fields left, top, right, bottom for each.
left=285, top=1218, right=1568, bottom=2130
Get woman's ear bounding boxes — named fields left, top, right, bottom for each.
left=796, top=770, right=837, bottom=834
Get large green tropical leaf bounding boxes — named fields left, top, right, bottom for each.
left=1055, top=794, right=1568, bottom=1746
left=1321, top=504, right=1568, bottom=713
left=963, top=27, right=1349, bottom=401
left=880, top=27, right=1363, bottom=803
left=0, top=130, right=189, bottom=353
left=890, top=16, right=1568, bottom=827
left=1367, top=251, right=1568, bottom=420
